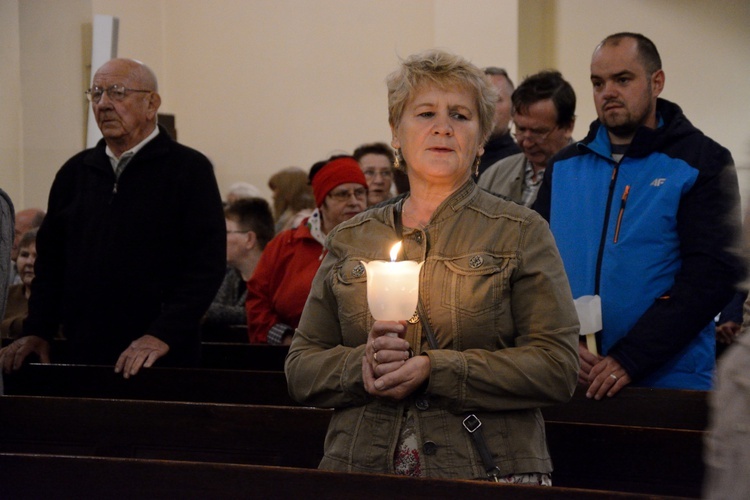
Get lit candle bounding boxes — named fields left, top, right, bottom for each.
left=362, top=241, right=423, bottom=322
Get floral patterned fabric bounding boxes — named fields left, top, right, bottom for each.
left=394, top=411, right=421, bottom=476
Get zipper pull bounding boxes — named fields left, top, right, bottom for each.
left=613, top=185, right=630, bottom=243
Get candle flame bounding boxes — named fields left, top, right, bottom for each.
left=390, top=241, right=402, bottom=262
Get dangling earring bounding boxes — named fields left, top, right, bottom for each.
left=473, top=156, right=482, bottom=177
left=394, top=148, right=403, bottom=171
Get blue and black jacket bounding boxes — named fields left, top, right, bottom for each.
left=535, top=98, right=744, bottom=389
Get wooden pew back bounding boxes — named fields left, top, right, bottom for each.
left=2, top=363, right=709, bottom=432
left=1, top=363, right=296, bottom=406
left=0, top=395, right=704, bottom=497
left=0, top=453, right=664, bottom=500
left=0, top=395, right=327, bottom=468
left=1, top=338, right=291, bottom=371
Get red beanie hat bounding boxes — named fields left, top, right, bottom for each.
left=311, top=157, right=368, bottom=207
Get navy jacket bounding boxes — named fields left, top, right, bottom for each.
left=24, top=127, right=226, bottom=365
left=535, top=99, right=744, bottom=388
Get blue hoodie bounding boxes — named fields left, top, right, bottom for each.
left=534, top=99, right=744, bottom=389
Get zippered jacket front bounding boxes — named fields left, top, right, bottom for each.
left=534, top=98, right=744, bottom=388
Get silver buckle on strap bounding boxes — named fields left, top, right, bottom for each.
left=462, top=414, right=482, bottom=433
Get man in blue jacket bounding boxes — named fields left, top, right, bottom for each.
left=534, top=33, right=744, bottom=398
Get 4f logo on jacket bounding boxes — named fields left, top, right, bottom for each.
left=651, top=178, right=667, bottom=187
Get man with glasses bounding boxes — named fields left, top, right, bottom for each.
left=203, top=197, right=275, bottom=338
left=246, top=156, right=367, bottom=345
left=534, top=33, right=744, bottom=397
left=353, top=142, right=395, bottom=206
left=478, top=70, right=576, bottom=207
left=0, top=58, right=226, bottom=378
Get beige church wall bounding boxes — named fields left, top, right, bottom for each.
left=433, top=0, right=519, bottom=75
left=8, top=0, right=516, bottom=204
left=550, top=0, right=750, bottom=201
left=7, top=0, right=748, bottom=209
left=0, top=1, right=23, bottom=205
left=3, top=0, right=92, bottom=210
left=91, top=0, right=165, bottom=105
left=159, top=0, right=518, bottom=201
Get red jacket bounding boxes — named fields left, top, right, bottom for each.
left=245, top=220, right=325, bottom=343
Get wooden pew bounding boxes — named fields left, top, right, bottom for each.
left=201, top=342, right=289, bottom=371
left=2, top=363, right=708, bottom=432
left=1, top=337, right=290, bottom=371
left=1, top=363, right=296, bottom=406
left=0, top=395, right=703, bottom=498
left=0, top=396, right=327, bottom=468
left=0, top=453, right=663, bottom=500
left=200, top=323, right=250, bottom=343
left=542, top=385, right=708, bottom=431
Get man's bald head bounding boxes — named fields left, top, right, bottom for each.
left=90, top=58, right=162, bottom=157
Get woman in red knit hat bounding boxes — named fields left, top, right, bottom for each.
left=245, top=155, right=367, bottom=344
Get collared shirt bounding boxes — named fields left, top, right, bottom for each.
left=521, top=161, right=545, bottom=208
left=106, top=126, right=160, bottom=175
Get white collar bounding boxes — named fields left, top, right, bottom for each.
left=105, top=126, right=160, bottom=161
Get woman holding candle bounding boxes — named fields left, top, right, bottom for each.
left=285, top=50, right=579, bottom=482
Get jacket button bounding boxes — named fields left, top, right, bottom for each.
left=415, top=233, right=423, bottom=244
left=423, top=441, right=437, bottom=455
left=415, top=396, right=430, bottom=411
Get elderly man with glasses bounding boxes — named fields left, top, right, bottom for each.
left=0, top=58, right=226, bottom=378
left=478, top=70, right=576, bottom=207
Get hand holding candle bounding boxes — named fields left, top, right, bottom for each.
left=362, top=241, right=423, bottom=323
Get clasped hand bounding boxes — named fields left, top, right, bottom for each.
left=578, top=341, right=631, bottom=399
left=362, top=320, right=430, bottom=401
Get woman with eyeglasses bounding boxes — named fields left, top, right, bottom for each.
left=286, top=50, right=579, bottom=483
left=245, top=155, right=367, bottom=345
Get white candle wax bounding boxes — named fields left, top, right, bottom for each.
left=362, top=242, right=423, bottom=321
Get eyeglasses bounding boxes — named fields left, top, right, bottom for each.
left=327, top=187, right=367, bottom=202
left=513, top=125, right=558, bottom=143
left=85, top=84, right=151, bottom=103
left=362, top=169, right=393, bottom=180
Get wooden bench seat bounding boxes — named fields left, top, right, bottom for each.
left=1, top=337, right=290, bottom=371
left=541, top=385, right=708, bottom=431
left=0, top=394, right=704, bottom=497
left=0, top=395, right=327, bottom=468
left=0, top=453, right=669, bottom=500
left=201, top=342, right=289, bottom=371
left=1, top=363, right=296, bottom=406
left=2, top=363, right=708, bottom=432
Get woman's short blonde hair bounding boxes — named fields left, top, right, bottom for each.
left=387, top=49, right=498, bottom=146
